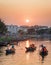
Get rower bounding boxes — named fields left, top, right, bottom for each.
left=10, top=45, right=15, bottom=51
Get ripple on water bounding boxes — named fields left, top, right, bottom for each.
left=0, top=40, right=51, bottom=65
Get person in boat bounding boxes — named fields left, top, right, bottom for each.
left=10, top=45, right=15, bottom=51
left=40, top=44, right=44, bottom=48
left=30, top=44, right=35, bottom=48
left=40, top=44, right=47, bottom=52
left=6, top=44, right=10, bottom=50
left=42, top=46, right=47, bottom=52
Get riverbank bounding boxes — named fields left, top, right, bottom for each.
left=0, top=34, right=51, bottom=46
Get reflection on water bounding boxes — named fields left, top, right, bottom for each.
left=26, top=53, right=30, bottom=60
left=0, top=39, right=51, bottom=65
left=26, top=40, right=29, bottom=47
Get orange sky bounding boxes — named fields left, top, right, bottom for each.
left=0, top=0, right=51, bottom=26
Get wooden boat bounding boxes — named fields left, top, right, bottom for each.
left=25, top=46, right=36, bottom=52
left=6, top=49, right=15, bottom=55
left=39, top=51, right=48, bottom=56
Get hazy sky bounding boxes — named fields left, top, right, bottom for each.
left=0, top=0, right=51, bottom=26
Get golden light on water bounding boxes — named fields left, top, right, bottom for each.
left=26, top=53, right=30, bottom=60
left=26, top=40, right=29, bottom=47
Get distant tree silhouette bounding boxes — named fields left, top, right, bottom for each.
left=27, top=28, right=35, bottom=35
left=0, top=19, right=7, bottom=34
left=18, top=29, right=24, bottom=36
left=48, top=28, right=51, bottom=34
left=36, top=29, right=48, bottom=35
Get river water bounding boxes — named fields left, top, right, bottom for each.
left=0, top=39, right=51, bottom=65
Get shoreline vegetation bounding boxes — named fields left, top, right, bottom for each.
left=0, top=19, right=51, bottom=46
left=0, top=34, right=51, bottom=41
left=0, top=34, right=51, bottom=46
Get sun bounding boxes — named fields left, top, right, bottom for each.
left=26, top=19, right=30, bottom=23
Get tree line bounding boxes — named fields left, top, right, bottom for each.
left=0, top=19, right=7, bottom=35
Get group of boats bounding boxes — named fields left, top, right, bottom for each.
left=5, top=44, right=48, bottom=57
left=25, top=44, right=48, bottom=57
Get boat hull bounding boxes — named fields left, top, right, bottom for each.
left=6, top=50, right=15, bottom=55
left=39, top=51, right=48, bottom=56
left=25, top=47, right=36, bottom=52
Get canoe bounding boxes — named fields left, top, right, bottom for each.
left=6, top=49, right=15, bottom=55
left=39, top=51, right=48, bottom=56
left=25, top=47, right=36, bottom=52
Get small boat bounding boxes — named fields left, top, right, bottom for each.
left=6, top=49, right=15, bottom=55
left=25, top=46, right=36, bottom=52
left=5, top=45, right=15, bottom=55
left=39, top=51, right=48, bottom=56
left=39, top=44, right=48, bottom=56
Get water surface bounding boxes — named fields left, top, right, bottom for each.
left=0, top=39, right=51, bottom=65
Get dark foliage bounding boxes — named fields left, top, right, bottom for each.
left=0, top=19, right=7, bottom=34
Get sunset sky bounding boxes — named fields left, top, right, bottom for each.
left=0, top=0, right=51, bottom=26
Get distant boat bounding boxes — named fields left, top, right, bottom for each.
left=25, top=46, right=36, bottom=52
left=25, top=44, right=36, bottom=52
left=5, top=48, right=15, bottom=55
left=39, top=45, right=48, bottom=56
left=39, top=50, right=48, bottom=56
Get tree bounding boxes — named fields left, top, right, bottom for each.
left=18, top=29, right=24, bottom=36
left=0, top=19, right=7, bottom=34
left=36, top=29, right=47, bottom=35
left=27, top=28, right=35, bottom=35
left=48, top=28, right=51, bottom=34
